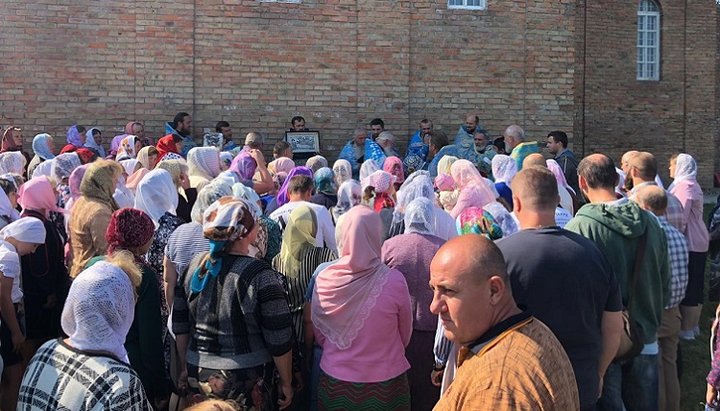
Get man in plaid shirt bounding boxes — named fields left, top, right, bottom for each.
left=635, top=185, right=688, bottom=411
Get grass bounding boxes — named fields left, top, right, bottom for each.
left=679, top=203, right=716, bottom=410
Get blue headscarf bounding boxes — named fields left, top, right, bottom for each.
left=314, top=167, right=336, bottom=196
left=32, top=133, right=55, bottom=160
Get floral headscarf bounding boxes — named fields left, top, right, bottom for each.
left=455, top=206, right=503, bottom=239
left=116, top=135, right=138, bottom=161
left=190, top=197, right=256, bottom=293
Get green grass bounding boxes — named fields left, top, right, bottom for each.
left=679, top=203, right=716, bottom=410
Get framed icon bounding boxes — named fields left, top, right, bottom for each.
left=285, top=131, right=320, bottom=154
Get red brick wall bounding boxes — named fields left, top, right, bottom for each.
left=577, top=0, right=718, bottom=186
left=1, top=0, right=575, bottom=161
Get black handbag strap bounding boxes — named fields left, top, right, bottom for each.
left=626, top=230, right=648, bottom=310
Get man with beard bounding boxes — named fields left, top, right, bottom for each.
left=164, top=112, right=195, bottom=157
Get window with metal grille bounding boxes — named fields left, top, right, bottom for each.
left=637, top=0, right=660, bottom=81
left=448, top=0, right=486, bottom=10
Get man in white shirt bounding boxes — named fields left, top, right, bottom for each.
left=269, top=175, right=337, bottom=252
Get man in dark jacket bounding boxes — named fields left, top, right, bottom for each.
left=546, top=130, right=580, bottom=196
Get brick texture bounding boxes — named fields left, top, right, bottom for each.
left=1, top=1, right=716, bottom=184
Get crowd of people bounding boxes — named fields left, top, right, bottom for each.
left=0, top=112, right=716, bottom=411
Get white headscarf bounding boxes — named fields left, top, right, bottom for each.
left=332, top=159, right=352, bottom=187
left=669, top=153, right=698, bottom=191
left=52, top=153, right=82, bottom=183
left=232, top=183, right=262, bottom=218
left=84, top=127, right=106, bottom=158
left=32, top=160, right=54, bottom=180
left=119, top=159, right=140, bottom=177
left=61, top=261, right=135, bottom=363
left=187, top=147, right=221, bottom=181
left=492, top=154, right=517, bottom=184
left=333, top=180, right=361, bottom=222
left=0, top=186, right=19, bottom=222
left=133, top=169, right=179, bottom=227
left=404, top=197, right=435, bottom=236
left=190, top=180, right=233, bottom=224
left=0, top=152, right=27, bottom=175
left=359, top=159, right=380, bottom=181
left=0, top=216, right=46, bottom=244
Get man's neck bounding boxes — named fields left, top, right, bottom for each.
left=555, top=147, right=569, bottom=157
left=518, top=210, right=557, bottom=230
left=585, top=188, right=619, bottom=204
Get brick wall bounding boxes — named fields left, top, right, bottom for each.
left=1, top=0, right=575, bottom=162
left=577, top=0, right=718, bottom=186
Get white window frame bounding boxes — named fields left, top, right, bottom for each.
left=447, top=0, right=487, bottom=10
left=637, top=0, right=660, bottom=81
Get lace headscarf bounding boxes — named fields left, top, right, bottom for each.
left=31, top=160, right=54, bottom=180
left=219, top=152, right=233, bottom=171
left=68, top=164, right=90, bottom=202
left=332, top=159, right=352, bottom=187
left=383, top=156, right=405, bottom=185
left=392, top=171, right=435, bottom=226
left=62, top=260, right=137, bottom=363
left=669, top=153, right=698, bottom=191
left=51, top=153, right=82, bottom=183
left=404, top=197, right=435, bottom=235
left=312, top=206, right=392, bottom=350
left=133, top=169, right=179, bottom=228
left=359, top=159, right=380, bottom=181
left=191, top=180, right=234, bottom=224
left=187, top=147, right=221, bottom=181
left=306, top=155, right=329, bottom=173
left=32, top=133, right=55, bottom=160
left=333, top=180, right=361, bottom=222
left=0, top=152, right=27, bottom=175
left=492, top=154, right=517, bottom=184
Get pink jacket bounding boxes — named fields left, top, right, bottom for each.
left=315, top=268, right=412, bottom=383
left=671, top=180, right=709, bottom=252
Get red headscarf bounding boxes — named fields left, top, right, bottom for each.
left=1, top=127, right=21, bottom=152
left=106, top=208, right=155, bottom=255
left=75, top=148, right=97, bottom=164
left=156, top=135, right=179, bottom=162
left=60, top=144, right=77, bottom=154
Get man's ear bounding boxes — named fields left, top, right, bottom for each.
left=488, top=276, right=506, bottom=305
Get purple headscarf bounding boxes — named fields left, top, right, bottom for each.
left=69, top=164, right=91, bottom=201
left=67, top=125, right=84, bottom=147
left=276, top=166, right=314, bottom=207
left=110, top=134, right=128, bottom=154
left=230, top=152, right=257, bottom=181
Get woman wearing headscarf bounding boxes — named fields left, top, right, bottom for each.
left=436, top=155, right=458, bottom=177
left=156, top=134, right=183, bottom=162
left=156, top=159, right=197, bottom=223
left=84, top=127, right=106, bottom=158
left=310, top=167, right=338, bottom=210
left=269, top=156, right=295, bottom=176
left=383, top=156, right=405, bottom=192
left=164, top=181, right=233, bottom=311
left=359, top=158, right=380, bottom=181
left=546, top=159, right=576, bottom=214
left=669, top=153, right=710, bottom=339
left=435, top=173, right=458, bottom=214
left=74, top=147, right=97, bottom=164
left=266, top=166, right=315, bottom=215
left=233, top=183, right=281, bottom=263
left=0, top=176, right=20, bottom=230
left=28, top=133, right=56, bottom=179
left=332, top=159, right=352, bottom=188
left=306, top=155, right=328, bottom=174
left=116, top=135, right=141, bottom=161
left=0, top=217, right=47, bottom=411
left=187, top=147, right=221, bottom=191
left=0, top=127, right=30, bottom=165
left=273, top=205, right=337, bottom=346
left=312, top=206, right=412, bottom=410
left=114, top=160, right=139, bottom=209
left=86, top=208, right=167, bottom=408
left=331, top=180, right=361, bottom=224
left=172, top=197, right=294, bottom=409
left=219, top=151, right=233, bottom=171
left=63, top=124, right=86, bottom=152
left=52, top=152, right=82, bottom=207
left=68, top=159, right=122, bottom=277
left=492, top=154, right=517, bottom=209
left=18, top=177, right=69, bottom=360
left=362, top=169, right=396, bottom=214
left=230, top=149, right=274, bottom=195
left=137, top=146, right=159, bottom=170
left=18, top=254, right=153, bottom=410
left=381, top=197, right=445, bottom=411
left=0, top=151, right=27, bottom=175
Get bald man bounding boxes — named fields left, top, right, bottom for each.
left=497, top=166, right=622, bottom=411
left=430, top=235, right=579, bottom=411
left=565, top=153, right=669, bottom=411
left=522, top=153, right=547, bottom=169
left=634, top=186, right=688, bottom=411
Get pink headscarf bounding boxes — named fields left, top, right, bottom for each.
left=383, top=156, right=405, bottom=185
left=450, top=159, right=486, bottom=190
left=68, top=164, right=91, bottom=202
left=434, top=174, right=455, bottom=192
left=269, top=157, right=295, bottom=175
left=311, top=205, right=393, bottom=350
left=19, top=176, right=60, bottom=218
left=450, top=186, right=495, bottom=219
left=546, top=159, right=575, bottom=195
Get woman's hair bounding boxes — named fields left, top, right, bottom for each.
left=75, top=125, right=86, bottom=134
left=104, top=250, right=142, bottom=299
left=0, top=178, right=16, bottom=196
left=91, top=129, right=101, bottom=137
left=363, top=185, right=376, bottom=204
left=146, top=146, right=158, bottom=157
left=669, top=153, right=680, bottom=163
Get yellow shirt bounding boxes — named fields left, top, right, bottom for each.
left=434, top=318, right=580, bottom=411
